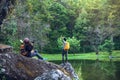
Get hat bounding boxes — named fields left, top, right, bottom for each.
left=24, top=38, right=30, bottom=43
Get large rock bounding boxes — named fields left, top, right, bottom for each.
left=0, top=44, right=13, bottom=53
left=0, top=44, right=78, bottom=80
left=0, top=52, right=71, bottom=80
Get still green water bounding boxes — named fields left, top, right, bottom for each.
left=51, top=60, right=120, bottom=80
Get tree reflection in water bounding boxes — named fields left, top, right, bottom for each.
left=51, top=59, right=120, bottom=80
left=81, top=59, right=116, bottom=80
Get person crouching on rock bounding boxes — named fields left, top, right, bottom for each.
left=20, top=38, right=44, bottom=60
left=23, top=38, right=33, bottom=57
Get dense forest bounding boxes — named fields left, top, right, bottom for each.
left=0, top=0, right=120, bottom=54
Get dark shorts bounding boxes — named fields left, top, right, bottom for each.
left=62, top=49, right=67, bottom=56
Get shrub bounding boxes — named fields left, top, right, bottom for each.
left=100, top=40, right=114, bottom=54
left=57, top=37, right=80, bottom=53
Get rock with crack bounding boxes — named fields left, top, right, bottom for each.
left=35, top=62, right=80, bottom=80
left=0, top=52, right=71, bottom=80
left=60, top=62, right=79, bottom=80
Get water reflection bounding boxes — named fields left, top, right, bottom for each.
left=81, top=60, right=116, bottom=80
left=51, top=59, right=120, bottom=80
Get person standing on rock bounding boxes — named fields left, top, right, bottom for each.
left=62, top=37, right=70, bottom=64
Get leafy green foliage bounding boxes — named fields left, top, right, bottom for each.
left=0, top=19, right=19, bottom=51
left=1, top=0, right=120, bottom=54
left=100, top=40, right=114, bottom=54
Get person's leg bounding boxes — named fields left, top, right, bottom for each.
left=65, top=50, right=68, bottom=62
left=62, top=49, right=65, bottom=63
left=31, top=52, right=36, bottom=57
left=34, top=50, right=43, bottom=60
left=36, top=53, right=43, bottom=60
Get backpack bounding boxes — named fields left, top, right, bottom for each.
left=64, top=42, right=70, bottom=50
left=20, top=44, right=24, bottom=49
left=20, top=44, right=27, bottom=56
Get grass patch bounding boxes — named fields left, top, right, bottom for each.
left=41, top=50, right=120, bottom=61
